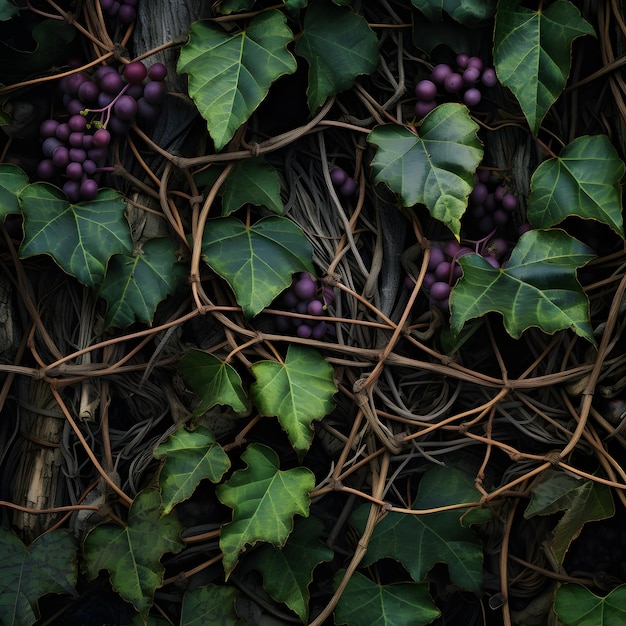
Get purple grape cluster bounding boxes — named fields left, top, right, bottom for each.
left=467, top=169, right=517, bottom=237
left=414, top=53, right=498, bottom=117
left=100, top=0, right=138, bottom=25
left=330, top=166, right=358, bottom=197
left=269, top=272, right=335, bottom=339
left=36, top=60, right=167, bottom=202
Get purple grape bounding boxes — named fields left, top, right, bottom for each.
left=470, top=182, right=488, bottom=205
left=415, top=99, right=436, bottom=117
left=100, top=71, right=124, bottom=95
left=502, top=193, right=517, bottom=211
left=463, top=88, right=482, bottom=106
left=482, top=68, right=497, bottom=88
left=467, top=56, right=484, bottom=71
left=77, top=80, right=99, bottom=104
left=294, top=274, right=317, bottom=300
left=275, top=315, right=289, bottom=332
left=69, top=148, right=87, bottom=163
left=434, top=261, right=452, bottom=281
left=124, top=61, right=147, bottom=85
left=307, top=299, right=324, bottom=316
left=40, top=119, right=59, bottom=138
left=456, top=246, right=473, bottom=259
left=339, top=177, right=358, bottom=197
left=296, top=324, right=312, bottom=338
left=52, top=146, right=69, bottom=167
left=80, top=178, right=99, bottom=201
left=82, top=134, right=94, bottom=150
left=452, top=265, right=462, bottom=281
left=444, top=73, right=464, bottom=93
left=430, top=281, right=451, bottom=301
left=83, top=159, right=97, bottom=175
left=113, top=95, right=138, bottom=121
left=148, top=62, right=168, bottom=82
left=109, top=1, right=120, bottom=16
left=66, top=99, right=84, bottom=116
left=42, top=137, right=63, bottom=158
left=64, top=73, right=89, bottom=96
left=55, top=123, right=71, bottom=142
left=456, top=53, right=469, bottom=69
left=125, top=84, right=144, bottom=100
left=486, top=237, right=509, bottom=260
left=66, top=162, right=83, bottom=180
left=37, top=159, right=56, bottom=179
left=311, top=321, right=327, bottom=339
left=69, top=132, right=85, bottom=148
left=136, top=98, right=160, bottom=120
left=432, top=64, right=452, bottom=85
left=118, top=4, right=136, bottom=23
left=427, top=245, right=445, bottom=271
left=485, top=193, right=496, bottom=212
left=143, top=81, right=166, bottom=105
left=296, top=300, right=308, bottom=315
left=493, top=209, right=508, bottom=226
left=108, top=117, right=130, bottom=135
left=97, top=92, right=115, bottom=108
left=100, top=0, right=114, bottom=10
left=415, top=79, right=437, bottom=101
left=88, top=147, right=108, bottom=162
left=484, top=256, right=500, bottom=269
left=94, top=65, right=117, bottom=84
left=92, top=128, right=111, bottom=148
left=63, top=180, right=81, bottom=203
left=423, top=272, right=436, bottom=290
left=494, top=184, right=505, bottom=202
left=463, top=67, right=481, bottom=85
left=443, top=240, right=461, bottom=258
left=330, top=167, right=348, bottom=186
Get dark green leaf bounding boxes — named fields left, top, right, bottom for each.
left=527, top=135, right=625, bottom=238
left=0, top=0, right=19, bottom=20
left=0, top=163, right=29, bottom=221
left=201, top=216, right=314, bottom=318
left=0, top=528, right=77, bottom=626
left=493, top=0, right=595, bottom=134
left=451, top=229, right=597, bottom=342
left=554, top=584, right=626, bottom=626
left=181, top=585, right=243, bottom=625
left=19, top=184, right=132, bottom=288
left=216, top=443, right=315, bottom=577
left=179, top=349, right=249, bottom=414
left=411, top=0, right=495, bottom=25
left=177, top=10, right=297, bottom=151
left=295, top=1, right=379, bottom=113
left=154, top=425, right=231, bottom=515
left=368, top=105, right=483, bottom=238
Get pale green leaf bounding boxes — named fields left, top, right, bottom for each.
left=154, top=425, right=231, bottom=515
left=177, top=10, right=297, bottom=151
left=0, top=163, right=29, bottom=220
left=368, top=105, right=483, bottom=238
left=451, top=229, right=597, bottom=342
left=251, top=344, right=336, bottom=456
left=181, top=585, right=243, bottom=625
left=216, top=443, right=315, bottom=577
left=555, top=584, right=626, bottom=626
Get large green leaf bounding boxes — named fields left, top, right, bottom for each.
left=411, top=0, right=495, bottom=25
left=350, top=465, right=486, bottom=594
left=201, top=216, right=314, bottom=318
left=524, top=470, right=614, bottom=564
left=334, top=570, right=441, bottom=626
left=250, top=344, right=336, bottom=456
left=0, top=528, right=77, bottom=626
left=154, top=424, right=231, bottom=515
left=0, top=0, right=19, bottom=21
left=83, top=488, right=184, bottom=616
left=19, top=184, right=132, bottom=288
left=554, top=584, right=626, bottom=626
left=0, top=163, right=29, bottom=220
left=181, top=585, right=243, bottom=625
left=527, top=135, right=625, bottom=238
left=179, top=349, right=249, bottom=414
left=368, top=105, right=483, bottom=238
left=493, top=0, right=595, bottom=134
left=98, top=238, right=186, bottom=329
left=177, top=10, right=297, bottom=151
left=221, top=157, right=283, bottom=216
left=294, top=2, right=379, bottom=113
left=451, top=229, right=597, bottom=342
left=239, top=516, right=334, bottom=622
left=216, top=443, right=315, bottom=577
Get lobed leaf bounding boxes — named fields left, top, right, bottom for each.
left=19, top=184, right=132, bottom=288
left=154, top=425, right=231, bottom=515
left=411, top=0, right=496, bottom=25
left=493, top=0, right=595, bottom=134
left=181, top=585, right=243, bottom=625
left=554, top=584, right=626, bottom=626
left=216, top=443, right=315, bottom=577
left=0, top=163, right=29, bottom=221
left=250, top=344, right=336, bottom=456
left=368, top=104, right=482, bottom=238
left=295, top=1, right=379, bottom=113
left=451, top=229, right=597, bottom=342
left=201, top=216, right=315, bottom=318
left=527, top=135, right=625, bottom=238
left=177, top=10, right=297, bottom=151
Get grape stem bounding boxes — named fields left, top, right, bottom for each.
left=82, top=83, right=131, bottom=128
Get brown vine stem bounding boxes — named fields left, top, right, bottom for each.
left=50, top=386, right=133, bottom=506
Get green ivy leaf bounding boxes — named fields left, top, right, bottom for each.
left=0, top=0, right=19, bottom=21
left=0, top=528, right=77, bottom=626
left=217, top=0, right=255, bottom=14
left=295, top=1, right=379, bottom=113
left=493, top=0, right=595, bottom=134
left=239, top=516, right=334, bottom=622
left=524, top=469, right=614, bottom=564
left=179, top=349, right=249, bottom=414
left=154, top=424, right=231, bottom=515
left=19, top=184, right=132, bottom=288
left=451, top=229, right=597, bottom=342
left=251, top=345, right=336, bottom=456
left=0, top=163, right=29, bottom=220
left=221, top=157, right=283, bottom=216
left=98, top=238, right=185, bottom=329
left=181, top=585, right=243, bottom=625
left=368, top=105, right=483, bottom=238
left=177, top=10, right=297, bottom=151
left=554, top=584, right=626, bottom=626
left=201, top=216, right=314, bottom=318
left=216, top=443, right=315, bottom=577
left=333, top=570, right=441, bottom=626
left=527, top=135, right=625, bottom=238
left=83, top=488, right=184, bottom=616
left=411, top=0, right=496, bottom=25
left=350, top=465, right=485, bottom=594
